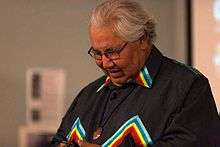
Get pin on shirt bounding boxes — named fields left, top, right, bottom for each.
left=93, top=127, right=102, bottom=140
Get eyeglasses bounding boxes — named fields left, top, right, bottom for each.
left=88, top=42, right=128, bottom=60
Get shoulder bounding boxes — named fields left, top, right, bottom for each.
left=81, top=75, right=107, bottom=92
left=149, top=46, right=208, bottom=87
left=155, top=55, right=211, bottom=100
left=64, top=75, right=107, bottom=116
left=74, top=75, right=107, bottom=99
left=160, top=56, right=208, bottom=83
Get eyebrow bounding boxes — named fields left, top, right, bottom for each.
left=91, top=46, right=119, bottom=52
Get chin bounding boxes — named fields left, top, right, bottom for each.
left=110, top=77, right=128, bottom=86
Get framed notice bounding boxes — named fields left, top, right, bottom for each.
left=19, top=125, right=56, bottom=147
left=26, top=68, right=66, bottom=126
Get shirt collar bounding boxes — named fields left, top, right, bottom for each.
left=96, top=45, right=163, bottom=92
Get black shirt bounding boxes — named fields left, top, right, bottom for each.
left=51, top=46, right=219, bottom=147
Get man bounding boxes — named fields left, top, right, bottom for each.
left=51, top=0, right=219, bottom=146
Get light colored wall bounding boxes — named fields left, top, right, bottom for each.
left=192, top=0, right=220, bottom=111
left=0, top=0, right=187, bottom=146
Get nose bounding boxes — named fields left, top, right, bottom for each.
left=102, top=54, right=114, bottom=68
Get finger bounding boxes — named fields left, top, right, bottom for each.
left=77, top=140, right=82, bottom=146
left=58, top=143, right=67, bottom=147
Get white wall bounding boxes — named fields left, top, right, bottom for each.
left=192, top=0, right=220, bottom=111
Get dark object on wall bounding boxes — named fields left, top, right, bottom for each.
left=32, top=73, right=41, bottom=99
left=27, top=133, right=54, bottom=147
left=32, top=108, right=41, bottom=122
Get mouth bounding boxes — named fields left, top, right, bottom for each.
left=107, top=69, right=123, bottom=78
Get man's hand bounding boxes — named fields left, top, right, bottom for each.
left=57, top=143, right=67, bottom=147
left=78, top=140, right=101, bottom=147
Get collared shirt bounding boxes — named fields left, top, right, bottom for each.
left=96, top=63, right=153, bottom=93
left=51, top=46, right=219, bottom=147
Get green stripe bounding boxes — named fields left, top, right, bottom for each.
left=142, top=67, right=153, bottom=88
left=102, top=115, right=153, bottom=147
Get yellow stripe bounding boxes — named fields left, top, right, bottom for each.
left=109, top=123, right=133, bottom=146
left=75, top=129, right=83, bottom=140
left=68, top=128, right=76, bottom=140
left=140, top=72, right=148, bottom=87
left=133, top=124, right=146, bottom=146
left=109, top=123, right=146, bottom=146
left=106, top=76, right=110, bottom=81
left=68, top=128, right=83, bottom=141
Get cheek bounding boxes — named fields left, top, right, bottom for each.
left=113, top=58, right=133, bottom=72
left=121, top=52, right=137, bottom=66
left=120, top=52, right=140, bottom=73
left=95, top=60, right=102, bottom=66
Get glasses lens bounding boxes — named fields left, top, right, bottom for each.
left=89, top=48, right=102, bottom=60
left=88, top=42, right=127, bottom=60
left=94, top=54, right=102, bottom=60
left=105, top=51, right=120, bottom=60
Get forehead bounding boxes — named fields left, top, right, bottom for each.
left=89, top=25, right=123, bottom=49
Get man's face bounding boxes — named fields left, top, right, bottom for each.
left=89, top=25, right=147, bottom=86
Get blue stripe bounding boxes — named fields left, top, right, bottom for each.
left=96, top=83, right=105, bottom=92
left=103, top=117, right=135, bottom=146
left=142, top=67, right=153, bottom=88
left=135, top=116, right=153, bottom=145
left=102, top=115, right=153, bottom=147
left=66, top=117, right=86, bottom=141
left=77, top=120, right=86, bottom=139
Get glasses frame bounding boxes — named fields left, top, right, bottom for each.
left=88, top=42, right=128, bottom=60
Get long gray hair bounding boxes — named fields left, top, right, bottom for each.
left=89, top=0, right=156, bottom=43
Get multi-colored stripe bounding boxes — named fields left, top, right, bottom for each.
left=102, top=115, right=153, bottom=147
left=97, top=66, right=153, bottom=92
left=96, top=76, right=111, bottom=92
left=66, top=117, right=86, bottom=143
left=135, top=66, right=153, bottom=88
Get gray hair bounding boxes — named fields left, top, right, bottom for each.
left=89, top=0, right=156, bottom=43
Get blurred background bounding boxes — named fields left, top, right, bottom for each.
left=0, top=0, right=219, bottom=147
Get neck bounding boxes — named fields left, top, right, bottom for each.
left=138, top=43, right=152, bottom=71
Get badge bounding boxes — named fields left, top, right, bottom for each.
left=93, top=127, right=102, bottom=140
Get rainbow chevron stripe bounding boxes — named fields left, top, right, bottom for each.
left=96, top=76, right=111, bottom=92
left=96, top=66, right=153, bottom=92
left=135, top=66, right=152, bottom=88
left=66, top=117, right=86, bottom=143
left=102, top=115, right=153, bottom=147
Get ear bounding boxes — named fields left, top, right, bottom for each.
left=139, top=36, right=149, bottom=51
